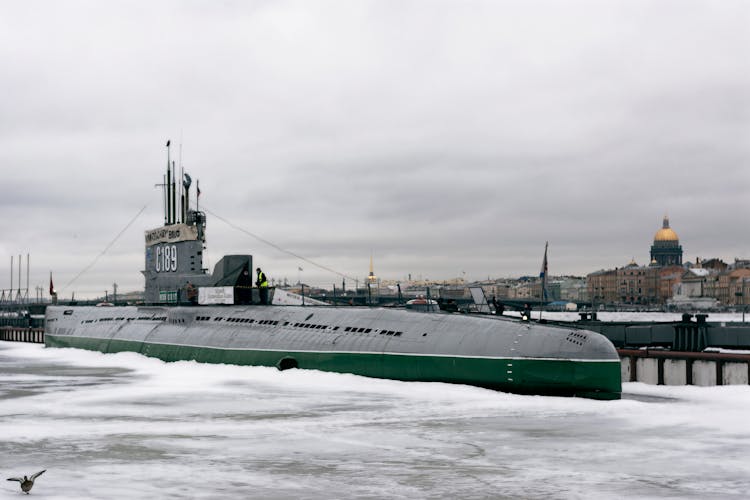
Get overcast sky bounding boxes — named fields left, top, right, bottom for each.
left=1, top=0, right=748, bottom=298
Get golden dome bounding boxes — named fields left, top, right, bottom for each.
left=654, top=216, right=679, bottom=242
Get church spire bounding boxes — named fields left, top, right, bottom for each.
left=368, top=252, right=377, bottom=283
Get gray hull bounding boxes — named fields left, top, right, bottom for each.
left=45, top=304, right=622, bottom=398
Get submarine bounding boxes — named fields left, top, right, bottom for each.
left=45, top=154, right=622, bottom=399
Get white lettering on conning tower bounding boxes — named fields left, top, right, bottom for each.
left=145, top=224, right=198, bottom=245
left=155, top=244, right=178, bottom=272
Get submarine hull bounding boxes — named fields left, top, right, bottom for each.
left=45, top=305, right=622, bottom=399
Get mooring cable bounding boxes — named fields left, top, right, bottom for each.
left=203, top=207, right=358, bottom=282
left=60, top=204, right=149, bottom=293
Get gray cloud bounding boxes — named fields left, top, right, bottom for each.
left=1, top=0, right=748, bottom=297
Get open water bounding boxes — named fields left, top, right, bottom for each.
left=1, top=331, right=749, bottom=499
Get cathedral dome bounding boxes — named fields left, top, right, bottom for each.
left=654, top=216, right=679, bottom=242
left=650, top=215, right=683, bottom=266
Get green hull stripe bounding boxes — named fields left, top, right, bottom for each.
left=46, top=334, right=622, bottom=398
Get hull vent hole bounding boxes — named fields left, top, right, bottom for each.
left=565, top=332, right=589, bottom=347
left=277, top=357, right=298, bottom=371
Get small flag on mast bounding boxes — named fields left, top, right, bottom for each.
left=49, top=272, right=55, bottom=295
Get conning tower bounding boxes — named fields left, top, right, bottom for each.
left=141, top=142, right=252, bottom=303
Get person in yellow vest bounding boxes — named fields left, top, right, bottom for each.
left=256, top=267, right=269, bottom=305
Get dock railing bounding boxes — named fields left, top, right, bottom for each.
left=0, top=326, right=44, bottom=343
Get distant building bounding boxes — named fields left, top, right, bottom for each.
left=586, top=260, right=683, bottom=306
left=594, top=215, right=750, bottom=308
left=584, top=216, right=691, bottom=306
left=679, top=268, right=713, bottom=297
left=713, top=262, right=750, bottom=306
left=698, top=258, right=728, bottom=272
left=587, top=268, right=618, bottom=305
left=545, top=280, right=562, bottom=302
left=650, top=216, right=683, bottom=266
left=656, top=265, right=685, bottom=304
left=508, top=280, right=536, bottom=300
left=669, top=267, right=719, bottom=310
left=616, top=260, right=655, bottom=305
left=484, top=281, right=512, bottom=300
left=559, top=277, right=588, bottom=303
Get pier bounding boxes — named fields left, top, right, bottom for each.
left=619, top=349, right=750, bottom=386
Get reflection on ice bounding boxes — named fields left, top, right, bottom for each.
left=1, top=342, right=749, bottom=499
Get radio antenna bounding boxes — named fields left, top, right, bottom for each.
left=179, top=134, right=184, bottom=223
left=166, top=140, right=172, bottom=224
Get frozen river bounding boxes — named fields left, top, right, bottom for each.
left=1, top=340, right=749, bottom=499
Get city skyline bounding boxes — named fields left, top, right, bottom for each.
left=2, top=211, right=745, bottom=300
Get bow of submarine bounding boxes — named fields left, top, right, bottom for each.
left=506, top=322, right=622, bottom=400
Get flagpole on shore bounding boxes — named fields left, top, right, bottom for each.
left=540, top=242, right=548, bottom=321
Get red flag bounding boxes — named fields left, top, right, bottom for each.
left=49, top=272, right=55, bottom=295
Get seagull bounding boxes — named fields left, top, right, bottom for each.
left=7, top=470, right=45, bottom=494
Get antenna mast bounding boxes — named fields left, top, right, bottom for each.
left=162, top=174, right=167, bottom=225
left=180, top=165, right=185, bottom=223
left=166, top=140, right=172, bottom=224
left=171, top=160, right=177, bottom=225
left=179, top=138, right=184, bottom=223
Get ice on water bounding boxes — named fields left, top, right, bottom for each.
left=1, top=333, right=749, bottom=499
